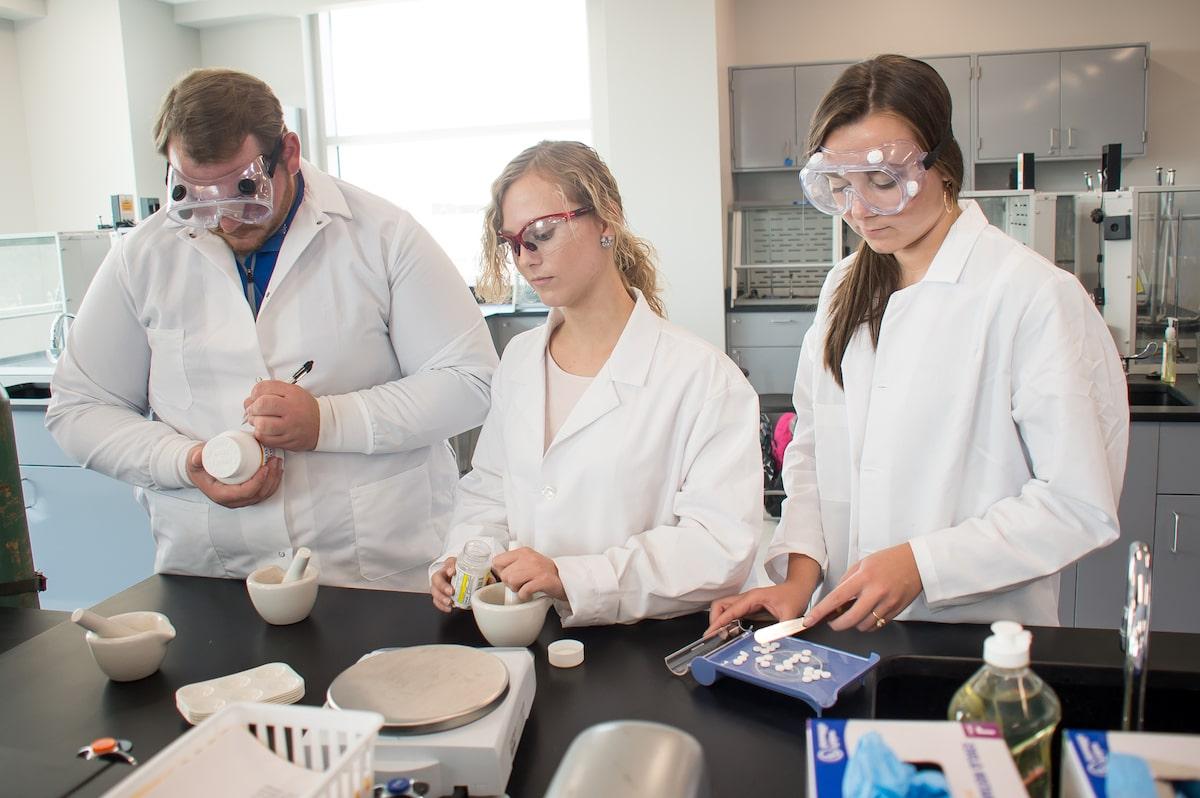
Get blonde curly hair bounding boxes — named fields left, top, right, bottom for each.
left=477, top=140, right=664, bottom=317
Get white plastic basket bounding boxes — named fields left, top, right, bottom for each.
left=103, top=702, right=384, bottom=798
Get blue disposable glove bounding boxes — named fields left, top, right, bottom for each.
left=842, top=732, right=950, bottom=798
left=1106, top=752, right=1157, bottom=798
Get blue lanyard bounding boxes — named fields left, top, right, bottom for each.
left=237, top=171, right=305, bottom=318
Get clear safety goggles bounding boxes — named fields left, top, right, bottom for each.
left=165, top=140, right=282, bottom=229
left=799, top=139, right=943, bottom=216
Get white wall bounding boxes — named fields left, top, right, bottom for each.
left=14, top=0, right=135, bottom=231
left=731, top=0, right=1200, bottom=190
left=588, top=0, right=727, bottom=348
left=0, top=19, right=35, bottom=233
left=200, top=17, right=306, bottom=109
left=714, top=0, right=735, bottom=285
left=118, top=0, right=200, bottom=213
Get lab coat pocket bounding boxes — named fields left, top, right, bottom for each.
left=813, top=402, right=851, bottom=502
left=142, top=489, right=225, bottom=576
left=145, top=327, right=193, bottom=410
left=350, top=464, right=443, bottom=581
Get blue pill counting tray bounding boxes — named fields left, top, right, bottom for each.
left=665, top=622, right=879, bottom=716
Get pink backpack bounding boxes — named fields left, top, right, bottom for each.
left=771, top=412, right=796, bottom=471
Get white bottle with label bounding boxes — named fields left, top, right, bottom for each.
left=947, top=621, right=1061, bottom=798
left=201, top=430, right=275, bottom=485
left=451, top=539, right=493, bottom=610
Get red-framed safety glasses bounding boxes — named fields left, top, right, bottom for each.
left=497, top=206, right=593, bottom=260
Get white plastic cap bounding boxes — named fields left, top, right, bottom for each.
left=548, top=639, right=585, bottom=669
left=983, top=620, right=1032, bottom=668
left=1166, top=317, right=1178, bottom=340
left=202, top=430, right=263, bottom=484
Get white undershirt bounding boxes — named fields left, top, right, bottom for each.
left=544, top=352, right=594, bottom=452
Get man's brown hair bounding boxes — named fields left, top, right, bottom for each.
left=154, top=68, right=284, bottom=162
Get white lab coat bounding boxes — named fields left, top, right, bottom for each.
left=437, top=291, right=762, bottom=626
left=46, top=161, right=498, bottom=591
left=766, top=201, right=1129, bottom=625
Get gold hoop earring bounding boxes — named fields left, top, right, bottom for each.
left=943, top=183, right=955, bottom=214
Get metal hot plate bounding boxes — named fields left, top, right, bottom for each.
left=327, top=645, right=509, bottom=735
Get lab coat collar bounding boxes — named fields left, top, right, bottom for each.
left=510, top=288, right=662, bottom=456
left=297, top=160, right=352, bottom=220
left=919, top=200, right=987, bottom=285
left=172, top=161, right=350, bottom=319
left=513, top=288, right=661, bottom=387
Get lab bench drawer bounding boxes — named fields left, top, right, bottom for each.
left=1157, top=424, right=1200, bottom=495
left=730, top=347, right=801, bottom=395
left=1151, top=494, right=1200, bottom=634
left=727, top=312, right=814, bottom=348
left=10, top=403, right=75, bottom=467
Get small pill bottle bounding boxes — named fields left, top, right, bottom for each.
left=202, top=430, right=275, bottom=485
left=451, top=539, right=493, bottom=610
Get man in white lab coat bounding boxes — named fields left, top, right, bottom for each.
left=46, top=69, right=498, bottom=590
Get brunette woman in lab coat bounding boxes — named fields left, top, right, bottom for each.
left=708, top=55, right=1129, bottom=634
left=430, top=141, right=762, bottom=626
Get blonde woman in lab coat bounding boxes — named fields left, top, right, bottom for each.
left=708, top=55, right=1129, bottom=635
left=430, top=141, right=762, bottom=626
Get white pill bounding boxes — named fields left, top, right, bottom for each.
left=760, top=654, right=773, bottom=662
left=802, top=675, right=812, bottom=683
left=782, top=663, right=794, bottom=671
left=822, top=670, right=832, bottom=679
left=775, top=664, right=786, bottom=672
left=801, top=649, right=812, bottom=656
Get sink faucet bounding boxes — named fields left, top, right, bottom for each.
left=1120, top=341, right=1158, bottom=374
left=1120, top=541, right=1152, bottom=731
left=46, top=312, right=75, bottom=364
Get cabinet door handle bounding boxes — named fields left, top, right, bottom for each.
left=1049, top=128, right=1059, bottom=154
left=1173, top=511, right=1181, bottom=554
left=767, top=319, right=798, bottom=324
left=21, top=477, right=36, bottom=510
left=1066, top=126, right=1075, bottom=149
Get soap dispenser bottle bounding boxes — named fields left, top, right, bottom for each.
left=1162, top=317, right=1178, bottom=385
left=947, top=621, right=1061, bottom=798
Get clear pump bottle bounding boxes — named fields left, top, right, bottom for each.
left=947, top=621, right=1061, bottom=798
left=451, top=539, right=493, bottom=610
left=1162, top=317, right=1178, bottom=385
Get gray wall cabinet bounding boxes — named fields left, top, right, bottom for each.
left=731, top=44, right=1147, bottom=186
left=732, top=58, right=971, bottom=172
left=731, top=66, right=802, bottom=170
left=922, top=56, right=973, bottom=163
left=977, top=45, right=1147, bottom=161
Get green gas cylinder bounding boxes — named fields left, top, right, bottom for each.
left=0, top=384, right=40, bottom=608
